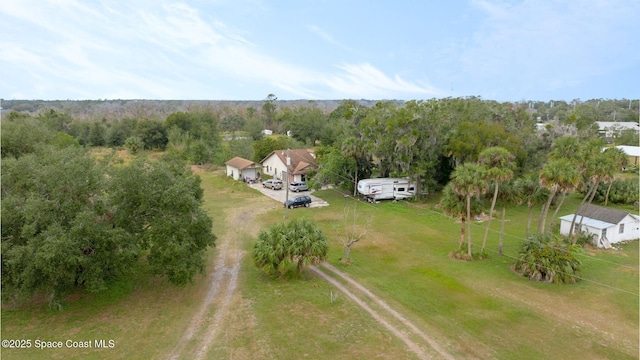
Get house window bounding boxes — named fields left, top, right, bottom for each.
left=396, top=187, right=405, bottom=192
left=573, top=224, right=581, bottom=233
left=619, top=223, right=625, bottom=234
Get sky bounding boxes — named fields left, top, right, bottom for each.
left=1, top=0, right=639, bottom=102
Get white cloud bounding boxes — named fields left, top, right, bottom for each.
left=0, top=0, right=444, bottom=100
left=328, top=63, right=445, bottom=99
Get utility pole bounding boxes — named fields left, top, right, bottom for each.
left=284, top=149, right=290, bottom=218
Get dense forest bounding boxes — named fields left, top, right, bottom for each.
left=2, top=97, right=638, bottom=189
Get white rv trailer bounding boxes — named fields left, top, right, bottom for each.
left=356, top=178, right=416, bottom=202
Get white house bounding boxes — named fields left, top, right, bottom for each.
left=224, top=157, right=261, bottom=181
left=559, top=204, right=640, bottom=248
left=596, top=121, right=640, bottom=139
left=260, top=149, right=317, bottom=183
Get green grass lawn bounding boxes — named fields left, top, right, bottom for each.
left=2, top=169, right=638, bottom=359
left=302, top=189, right=639, bottom=359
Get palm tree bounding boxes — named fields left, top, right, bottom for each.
left=568, top=147, right=623, bottom=238
left=496, top=180, right=522, bottom=255
left=603, top=147, right=627, bottom=206
left=538, top=158, right=580, bottom=233
left=450, top=163, right=488, bottom=257
left=478, top=147, right=515, bottom=252
left=440, top=183, right=484, bottom=253
left=515, top=173, right=548, bottom=237
left=253, top=218, right=328, bottom=276
left=440, top=184, right=468, bottom=250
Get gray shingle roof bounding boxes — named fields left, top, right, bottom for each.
left=576, top=204, right=629, bottom=224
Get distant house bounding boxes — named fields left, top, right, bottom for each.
left=559, top=204, right=640, bottom=248
left=260, top=149, right=317, bottom=183
left=596, top=121, right=640, bottom=140
left=224, top=157, right=261, bottom=181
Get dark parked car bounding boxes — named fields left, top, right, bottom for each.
left=263, top=179, right=283, bottom=190
left=289, top=181, right=309, bottom=192
left=284, top=195, right=312, bottom=209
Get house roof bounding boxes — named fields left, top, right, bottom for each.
left=559, top=214, right=613, bottom=230
left=574, top=204, right=630, bottom=224
left=224, top=156, right=261, bottom=170
left=596, top=122, right=640, bottom=132
left=615, top=145, right=640, bottom=157
left=261, top=149, right=317, bottom=175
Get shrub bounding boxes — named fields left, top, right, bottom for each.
left=590, top=179, right=639, bottom=205
left=124, top=136, right=143, bottom=154
left=253, top=218, right=328, bottom=276
left=514, top=233, right=582, bottom=284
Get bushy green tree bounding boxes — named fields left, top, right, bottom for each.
left=252, top=135, right=303, bottom=163
left=253, top=218, right=328, bottom=276
left=164, top=111, right=221, bottom=163
left=37, top=109, right=72, bottom=132
left=1, top=117, right=53, bottom=158
left=124, top=136, right=144, bottom=154
left=108, top=157, right=216, bottom=285
left=220, top=113, right=246, bottom=137
left=228, top=138, right=254, bottom=161
left=282, top=106, right=329, bottom=145
left=514, top=233, right=582, bottom=284
left=314, top=146, right=357, bottom=191
left=106, top=118, right=137, bottom=147
left=447, top=121, right=520, bottom=166
left=135, top=119, right=167, bottom=150
left=88, top=122, right=107, bottom=146
left=1, top=147, right=131, bottom=307
left=1, top=147, right=216, bottom=307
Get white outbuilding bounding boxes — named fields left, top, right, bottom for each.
left=224, top=157, right=262, bottom=182
left=559, top=204, right=640, bottom=248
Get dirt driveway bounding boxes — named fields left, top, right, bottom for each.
left=167, top=173, right=455, bottom=359
left=247, top=181, right=329, bottom=208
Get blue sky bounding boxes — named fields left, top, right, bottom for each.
left=1, top=0, right=639, bottom=101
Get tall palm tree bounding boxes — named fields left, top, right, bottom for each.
left=568, top=147, right=623, bottom=237
left=538, top=158, right=580, bottom=233
left=440, top=184, right=468, bottom=250
left=478, top=147, right=515, bottom=252
left=495, top=180, right=522, bottom=255
left=569, top=147, right=626, bottom=240
left=450, top=163, right=488, bottom=257
left=441, top=183, right=485, bottom=253
left=603, top=147, right=627, bottom=206
left=515, top=173, right=548, bottom=237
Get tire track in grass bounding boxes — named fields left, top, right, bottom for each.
left=310, top=263, right=455, bottom=360
left=167, top=208, right=252, bottom=360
